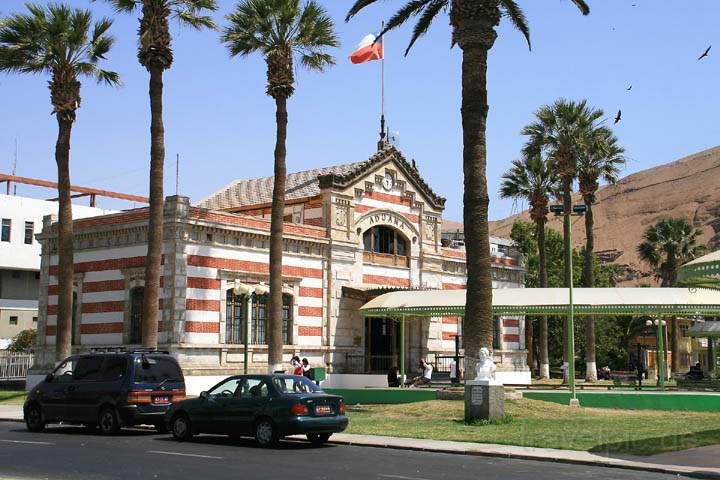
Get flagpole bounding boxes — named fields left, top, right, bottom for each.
left=379, top=20, right=386, bottom=147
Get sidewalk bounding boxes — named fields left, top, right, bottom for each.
left=1, top=405, right=718, bottom=478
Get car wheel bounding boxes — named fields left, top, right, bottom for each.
left=307, top=433, right=331, bottom=445
left=254, top=418, right=278, bottom=448
left=98, top=407, right=120, bottom=435
left=171, top=414, right=193, bottom=442
left=25, top=404, right=44, bottom=433
left=154, top=422, right=168, bottom=434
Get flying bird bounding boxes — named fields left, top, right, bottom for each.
left=626, top=85, right=632, bottom=91
left=698, top=45, right=711, bottom=60
left=614, top=110, right=622, bottom=124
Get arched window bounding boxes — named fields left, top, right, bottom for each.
left=226, top=290, right=292, bottom=345
left=129, top=287, right=144, bottom=344
left=363, top=226, right=408, bottom=266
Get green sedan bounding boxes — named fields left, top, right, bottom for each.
left=165, top=374, right=348, bottom=447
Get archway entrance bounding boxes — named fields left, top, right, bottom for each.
left=365, top=317, right=400, bottom=373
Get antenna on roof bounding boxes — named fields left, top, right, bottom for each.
left=12, top=139, right=17, bottom=195
left=175, top=153, right=180, bottom=196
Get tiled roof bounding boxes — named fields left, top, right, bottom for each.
left=197, top=162, right=366, bottom=210
left=197, top=146, right=446, bottom=211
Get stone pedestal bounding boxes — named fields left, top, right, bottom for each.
left=464, top=380, right=505, bottom=423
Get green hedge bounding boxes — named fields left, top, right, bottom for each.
left=524, top=391, right=720, bottom=412
left=324, top=388, right=437, bottom=405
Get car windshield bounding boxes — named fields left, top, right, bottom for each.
left=133, top=356, right=183, bottom=384
left=273, top=376, right=321, bottom=394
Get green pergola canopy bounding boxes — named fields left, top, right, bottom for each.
left=360, top=287, right=720, bottom=317
left=679, top=250, right=720, bottom=290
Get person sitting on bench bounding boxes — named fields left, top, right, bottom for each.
left=409, top=359, right=433, bottom=388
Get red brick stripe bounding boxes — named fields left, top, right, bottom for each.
left=362, top=274, right=410, bottom=287
left=185, top=321, right=220, bottom=333
left=304, top=218, right=323, bottom=227
left=298, top=326, right=322, bottom=336
left=82, top=301, right=125, bottom=314
left=442, top=283, right=465, bottom=290
left=80, top=323, right=123, bottom=334
left=363, top=191, right=412, bottom=207
left=47, top=285, right=58, bottom=296
left=186, top=299, right=220, bottom=312
left=49, top=256, right=148, bottom=276
left=493, top=257, right=518, bottom=266
left=82, top=280, right=126, bottom=293
left=47, top=305, right=57, bottom=315
left=442, top=317, right=459, bottom=324
left=503, top=319, right=520, bottom=327
left=504, top=334, right=520, bottom=343
left=188, top=255, right=323, bottom=279
left=299, top=287, right=323, bottom=298
left=46, top=325, right=56, bottom=335
left=298, top=306, right=322, bottom=317
left=73, top=209, right=149, bottom=230
left=190, top=209, right=326, bottom=239
left=441, top=249, right=466, bottom=259
left=442, top=332, right=458, bottom=341
left=187, top=277, right=221, bottom=290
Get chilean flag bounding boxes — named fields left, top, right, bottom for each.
left=349, top=33, right=384, bottom=64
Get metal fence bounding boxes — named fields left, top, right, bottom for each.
left=0, top=353, right=33, bottom=381
left=432, top=355, right=464, bottom=375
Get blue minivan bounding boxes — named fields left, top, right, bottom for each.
left=24, top=350, right=185, bottom=434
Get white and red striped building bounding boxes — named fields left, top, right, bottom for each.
left=32, top=146, right=528, bottom=389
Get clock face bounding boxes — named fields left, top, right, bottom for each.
left=382, top=173, right=394, bottom=191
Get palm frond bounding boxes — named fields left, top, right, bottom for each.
left=570, top=0, right=590, bottom=15
left=500, top=0, right=530, bottom=50
left=382, top=0, right=434, bottom=36
left=345, top=0, right=382, bottom=22
left=404, top=0, right=446, bottom=55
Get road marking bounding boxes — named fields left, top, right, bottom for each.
left=0, top=439, right=54, bottom=446
left=147, top=450, right=224, bottom=460
left=378, top=475, right=431, bottom=480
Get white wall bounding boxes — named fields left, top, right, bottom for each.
left=0, top=194, right=115, bottom=271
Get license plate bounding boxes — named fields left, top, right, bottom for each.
left=153, top=396, right=170, bottom=405
left=315, top=405, right=332, bottom=415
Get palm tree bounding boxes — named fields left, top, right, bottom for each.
left=222, top=0, right=338, bottom=373
left=347, top=0, right=590, bottom=375
left=638, top=218, right=704, bottom=374
left=104, top=0, right=217, bottom=349
left=0, top=3, right=119, bottom=361
left=499, top=154, right=558, bottom=378
left=577, top=128, right=624, bottom=381
left=522, top=99, right=602, bottom=382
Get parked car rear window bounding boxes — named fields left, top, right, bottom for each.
left=133, top=356, right=183, bottom=384
left=273, top=376, right=320, bottom=394
left=102, top=357, right=127, bottom=381
left=74, top=356, right=104, bottom=382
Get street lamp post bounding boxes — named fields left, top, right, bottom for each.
left=646, top=318, right=667, bottom=391
left=550, top=203, right=587, bottom=407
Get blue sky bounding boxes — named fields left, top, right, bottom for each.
left=1, top=0, right=719, bottom=221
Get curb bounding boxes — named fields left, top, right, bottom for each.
left=326, top=436, right=720, bottom=480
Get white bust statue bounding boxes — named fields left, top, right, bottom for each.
left=474, top=347, right=497, bottom=382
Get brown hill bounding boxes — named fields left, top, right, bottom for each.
left=488, top=145, right=720, bottom=285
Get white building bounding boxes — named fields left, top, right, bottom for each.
left=0, top=194, right=114, bottom=346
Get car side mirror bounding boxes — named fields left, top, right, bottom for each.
left=44, top=373, right=53, bottom=383
left=199, top=391, right=209, bottom=400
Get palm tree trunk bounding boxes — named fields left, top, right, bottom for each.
left=268, top=95, right=288, bottom=373
left=537, top=218, right=550, bottom=379
left=460, top=42, right=494, bottom=374
left=55, top=116, right=74, bottom=362
left=583, top=201, right=597, bottom=381
left=562, top=180, right=572, bottom=384
left=142, top=63, right=165, bottom=349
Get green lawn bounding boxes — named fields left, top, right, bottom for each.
left=0, top=390, right=25, bottom=405
left=346, top=399, right=720, bottom=456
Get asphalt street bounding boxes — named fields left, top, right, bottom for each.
left=0, top=422, right=689, bottom=480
